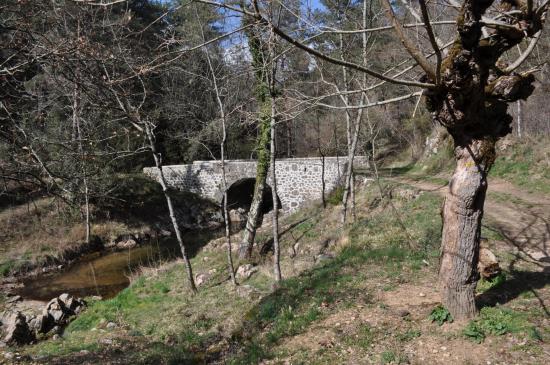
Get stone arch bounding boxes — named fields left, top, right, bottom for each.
left=223, top=178, right=282, bottom=214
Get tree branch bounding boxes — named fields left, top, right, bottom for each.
left=380, top=0, right=436, bottom=81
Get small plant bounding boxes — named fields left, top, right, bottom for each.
left=397, top=329, right=421, bottom=342
left=463, top=322, right=485, bottom=343
left=381, top=351, right=396, bottom=364
left=429, top=305, right=453, bottom=325
left=477, top=272, right=506, bottom=293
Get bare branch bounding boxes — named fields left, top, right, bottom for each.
left=380, top=0, right=436, bottom=81
left=195, top=0, right=437, bottom=89
left=418, top=0, right=442, bottom=84
left=504, top=29, right=543, bottom=73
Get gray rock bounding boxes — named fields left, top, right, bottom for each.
left=99, top=338, right=113, bottom=345
left=5, top=295, right=22, bottom=304
left=3, top=312, right=35, bottom=346
left=40, top=294, right=86, bottom=334
left=236, top=264, right=258, bottom=280
left=117, top=239, right=137, bottom=249
left=106, top=322, right=117, bottom=330
left=195, top=273, right=210, bottom=287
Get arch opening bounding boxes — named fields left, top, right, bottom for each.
left=223, top=178, right=281, bottom=222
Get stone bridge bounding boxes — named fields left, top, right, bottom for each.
left=143, top=157, right=366, bottom=214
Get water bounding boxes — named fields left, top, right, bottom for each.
left=16, top=229, right=222, bottom=301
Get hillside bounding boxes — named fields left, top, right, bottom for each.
left=1, top=142, right=548, bottom=364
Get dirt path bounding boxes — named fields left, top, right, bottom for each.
left=396, top=176, right=550, bottom=271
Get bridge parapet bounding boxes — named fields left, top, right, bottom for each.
left=143, top=156, right=368, bottom=214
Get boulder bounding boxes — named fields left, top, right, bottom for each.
left=41, top=293, right=86, bottom=333
left=236, top=264, right=257, bottom=280
left=229, top=208, right=247, bottom=222
left=195, top=273, right=210, bottom=287
left=117, top=238, right=137, bottom=249
left=478, top=247, right=501, bottom=279
left=27, top=314, right=49, bottom=334
left=44, top=298, right=66, bottom=323
left=3, top=312, right=35, bottom=346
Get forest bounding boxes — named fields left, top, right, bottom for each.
left=1, top=0, right=549, bottom=364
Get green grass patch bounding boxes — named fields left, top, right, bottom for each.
left=463, top=307, right=533, bottom=343
left=326, top=185, right=344, bottom=206
left=490, top=141, right=550, bottom=194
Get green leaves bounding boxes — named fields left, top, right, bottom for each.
left=429, top=305, right=453, bottom=326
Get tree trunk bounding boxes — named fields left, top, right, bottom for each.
left=240, top=23, right=273, bottom=259
left=201, top=30, right=237, bottom=285
left=438, top=137, right=493, bottom=319
left=240, top=116, right=270, bottom=258
left=144, top=123, right=197, bottom=292
left=270, top=100, right=281, bottom=282
left=516, top=100, right=522, bottom=139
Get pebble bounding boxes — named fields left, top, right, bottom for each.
left=419, top=293, right=426, bottom=297
left=440, top=346, right=447, bottom=351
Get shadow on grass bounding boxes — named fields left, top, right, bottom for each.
left=476, top=270, right=550, bottom=316
left=477, top=221, right=550, bottom=316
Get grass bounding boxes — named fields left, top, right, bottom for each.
left=463, top=307, right=533, bottom=343
left=490, top=139, right=550, bottom=194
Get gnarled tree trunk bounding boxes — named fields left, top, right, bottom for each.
left=424, top=0, right=541, bottom=320
left=439, top=137, right=493, bottom=319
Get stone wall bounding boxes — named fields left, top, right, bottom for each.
left=143, top=156, right=368, bottom=214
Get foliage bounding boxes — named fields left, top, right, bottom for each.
left=477, top=272, right=507, bottom=293
left=429, top=305, right=453, bottom=326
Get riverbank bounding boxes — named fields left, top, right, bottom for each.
left=0, top=175, right=224, bottom=290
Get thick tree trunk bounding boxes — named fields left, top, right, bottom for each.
left=438, top=138, right=493, bottom=319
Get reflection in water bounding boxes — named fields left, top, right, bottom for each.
left=18, top=229, right=222, bottom=301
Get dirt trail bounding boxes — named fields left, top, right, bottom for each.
left=396, top=177, right=550, bottom=271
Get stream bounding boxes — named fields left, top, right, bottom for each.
left=15, top=229, right=223, bottom=301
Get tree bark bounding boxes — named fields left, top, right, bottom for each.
left=438, top=138, right=492, bottom=319
left=516, top=100, right=522, bottom=139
